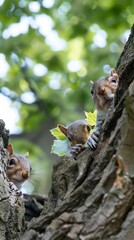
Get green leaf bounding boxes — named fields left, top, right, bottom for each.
left=85, top=111, right=97, bottom=127
left=50, top=126, right=66, bottom=140
left=51, top=139, right=69, bottom=156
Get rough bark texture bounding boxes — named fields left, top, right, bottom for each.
left=0, top=120, right=25, bottom=240
left=0, top=25, right=134, bottom=240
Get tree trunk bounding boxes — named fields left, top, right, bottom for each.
left=0, top=121, right=25, bottom=240
left=1, top=25, right=134, bottom=240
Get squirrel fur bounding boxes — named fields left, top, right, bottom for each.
left=58, top=120, right=91, bottom=159
left=7, top=144, right=31, bottom=189
left=88, top=69, right=119, bottom=149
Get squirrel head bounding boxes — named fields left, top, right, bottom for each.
left=90, top=69, right=119, bottom=112
left=7, top=144, right=32, bottom=189
left=58, top=120, right=91, bottom=146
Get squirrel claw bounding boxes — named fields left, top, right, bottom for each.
left=87, top=131, right=100, bottom=149
left=70, top=144, right=86, bottom=160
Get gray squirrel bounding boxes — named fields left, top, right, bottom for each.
left=7, top=144, right=31, bottom=189
left=58, top=120, right=91, bottom=159
left=87, top=69, right=119, bottom=149
left=58, top=69, right=119, bottom=159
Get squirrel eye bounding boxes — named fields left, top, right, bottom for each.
left=9, top=158, right=16, bottom=165
left=87, top=126, right=91, bottom=132
left=68, top=137, right=72, bottom=142
left=90, top=90, right=94, bottom=95
left=111, top=78, right=116, bottom=83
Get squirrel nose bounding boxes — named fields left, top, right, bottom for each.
left=22, top=170, right=29, bottom=180
left=99, top=86, right=105, bottom=94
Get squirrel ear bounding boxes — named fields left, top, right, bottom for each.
left=7, top=144, right=13, bottom=156
left=24, top=152, right=29, bottom=158
left=90, top=81, right=94, bottom=88
left=111, top=69, right=119, bottom=81
left=111, top=69, right=116, bottom=75
left=58, top=124, right=68, bottom=136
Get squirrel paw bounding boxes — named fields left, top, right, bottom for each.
left=9, top=182, right=23, bottom=196
left=87, top=131, right=100, bottom=149
left=70, top=144, right=86, bottom=160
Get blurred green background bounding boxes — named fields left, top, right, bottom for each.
left=0, top=0, right=133, bottom=194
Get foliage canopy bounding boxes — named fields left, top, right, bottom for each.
left=0, top=0, right=133, bottom=127
left=0, top=0, right=133, bottom=193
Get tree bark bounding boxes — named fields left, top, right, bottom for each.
left=0, top=120, right=25, bottom=240
left=0, top=25, right=134, bottom=240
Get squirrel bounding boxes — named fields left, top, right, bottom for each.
left=7, top=144, right=31, bottom=189
left=57, top=69, right=119, bottom=158
left=87, top=69, right=119, bottom=149
left=58, top=120, right=91, bottom=159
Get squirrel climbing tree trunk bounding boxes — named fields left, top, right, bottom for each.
left=0, top=25, right=134, bottom=240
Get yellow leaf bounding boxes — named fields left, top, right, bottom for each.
left=50, top=126, right=66, bottom=140
left=84, top=111, right=97, bottom=127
